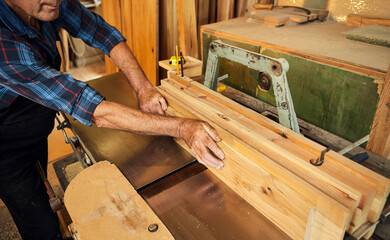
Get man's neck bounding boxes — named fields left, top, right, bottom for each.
left=4, top=0, right=40, bottom=30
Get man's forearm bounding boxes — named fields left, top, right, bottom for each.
left=109, top=42, right=153, bottom=94
left=92, top=101, right=182, bottom=137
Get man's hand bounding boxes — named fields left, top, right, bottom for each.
left=178, top=119, right=225, bottom=169
left=137, top=86, right=168, bottom=115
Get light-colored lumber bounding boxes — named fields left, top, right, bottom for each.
left=165, top=72, right=390, bottom=233
left=159, top=85, right=353, bottom=240
left=177, top=0, right=199, bottom=58
left=367, top=65, right=390, bottom=159
left=64, top=161, right=173, bottom=240
left=167, top=72, right=390, bottom=226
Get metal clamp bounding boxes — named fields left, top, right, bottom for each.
left=310, top=147, right=330, bottom=166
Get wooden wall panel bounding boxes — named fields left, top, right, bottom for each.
left=217, top=0, right=234, bottom=21
left=177, top=0, right=199, bottom=58
left=130, top=0, right=159, bottom=85
left=101, top=0, right=159, bottom=85
left=101, top=0, right=121, bottom=74
left=159, top=0, right=179, bottom=61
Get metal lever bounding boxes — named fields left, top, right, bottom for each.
left=55, top=114, right=89, bottom=168
left=36, top=161, right=63, bottom=212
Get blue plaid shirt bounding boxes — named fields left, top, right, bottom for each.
left=0, top=0, right=125, bottom=126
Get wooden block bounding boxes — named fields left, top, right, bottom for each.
left=159, top=85, right=352, bottom=240
left=165, top=72, right=390, bottom=233
left=159, top=56, right=202, bottom=77
left=64, top=161, right=173, bottom=240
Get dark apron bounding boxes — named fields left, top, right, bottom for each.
left=0, top=19, right=62, bottom=240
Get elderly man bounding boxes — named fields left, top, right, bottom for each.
left=0, top=0, right=224, bottom=239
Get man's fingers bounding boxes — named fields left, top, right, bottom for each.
left=159, top=96, right=168, bottom=112
left=192, top=140, right=224, bottom=169
left=205, top=137, right=225, bottom=161
left=201, top=122, right=222, bottom=142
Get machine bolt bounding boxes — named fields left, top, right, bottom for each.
left=148, top=223, right=159, bottom=232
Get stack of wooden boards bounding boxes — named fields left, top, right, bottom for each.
left=157, top=72, right=390, bottom=240
left=248, top=8, right=318, bottom=27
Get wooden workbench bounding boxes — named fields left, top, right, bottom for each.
left=201, top=18, right=390, bottom=142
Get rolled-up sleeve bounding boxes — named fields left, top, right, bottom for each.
left=0, top=37, right=104, bottom=126
left=59, top=0, right=126, bottom=56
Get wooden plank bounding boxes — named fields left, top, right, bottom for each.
left=165, top=73, right=390, bottom=229
left=169, top=72, right=390, bottom=198
left=162, top=77, right=366, bottom=203
left=367, top=65, right=390, bottom=159
left=129, top=1, right=159, bottom=85
left=159, top=85, right=353, bottom=240
left=217, top=0, right=234, bottom=22
left=101, top=0, right=121, bottom=74
left=64, top=161, right=173, bottom=240
left=177, top=0, right=199, bottom=58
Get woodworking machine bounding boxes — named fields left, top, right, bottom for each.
left=53, top=43, right=390, bottom=239
left=55, top=72, right=291, bottom=239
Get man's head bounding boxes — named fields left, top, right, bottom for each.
left=4, top=0, right=62, bottom=24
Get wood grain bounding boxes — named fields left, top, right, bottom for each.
left=177, top=0, right=199, bottom=58
left=64, top=161, right=173, bottom=240
left=217, top=0, right=235, bottom=21
left=367, top=65, right=390, bottom=159
left=159, top=85, right=351, bottom=240
left=165, top=72, right=390, bottom=236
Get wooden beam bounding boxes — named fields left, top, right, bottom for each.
left=159, top=85, right=353, bottom=240
left=177, top=0, right=199, bottom=58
